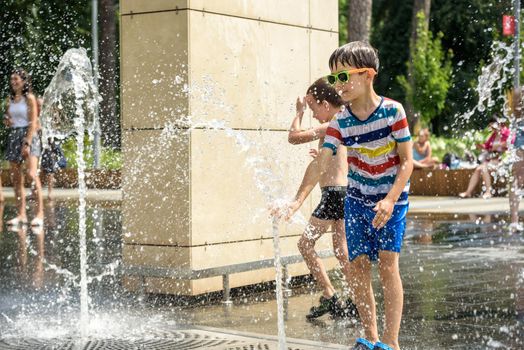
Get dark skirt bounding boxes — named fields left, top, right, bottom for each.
left=5, top=127, right=42, bottom=163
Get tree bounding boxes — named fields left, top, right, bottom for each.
left=348, top=0, right=373, bottom=42
left=369, top=0, right=513, bottom=135
left=397, top=12, right=453, bottom=127
left=430, top=0, right=512, bottom=133
left=404, top=0, right=431, bottom=128
left=339, top=0, right=349, bottom=44
left=98, top=0, right=120, bottom=148
left=370, top=0, right=413, bottom=102
left=0, top=1, right=90, bottom=154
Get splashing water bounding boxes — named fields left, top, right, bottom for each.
left=121, top=74, right=305, bottom=346
left=454, top=41, right=523, bottom=190
left=456, top=41, right=514, bottom=125
left=40, top=48, right=100, bottom=332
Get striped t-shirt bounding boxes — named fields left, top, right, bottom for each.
left=323, top=97, right=411, bottom=206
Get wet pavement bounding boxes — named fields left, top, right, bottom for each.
left=0, top=199, right=522, bottom=349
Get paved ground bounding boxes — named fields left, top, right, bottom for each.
left=2, top=187, right=524, bottom=215
left=1, top=187, right=122, bottom=201
left=409, top=195, right=524, bottom=214
left=0, top=190, right=522, bottom=349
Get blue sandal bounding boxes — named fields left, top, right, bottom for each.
left=373, top=341, right=394, bottom=350
left=352, top=338, right=374, bottom=350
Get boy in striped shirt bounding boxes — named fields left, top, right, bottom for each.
left=318, top=42, right=413, bottom=350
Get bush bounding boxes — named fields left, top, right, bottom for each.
left=61, top=135, right=122, bottom=170
left=430, top=129, right=490, bottom=161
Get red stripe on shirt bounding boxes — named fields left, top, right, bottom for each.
left=326, top=127, right=343, bottom=141
left=391, top=118, right=409, bottom=131
left=347, top=155, right=400, bottom=175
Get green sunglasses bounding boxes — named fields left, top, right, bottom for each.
left=326, top=68, right=377, bottom=85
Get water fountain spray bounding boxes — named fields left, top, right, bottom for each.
left=40, top=47, right=100, bottom=332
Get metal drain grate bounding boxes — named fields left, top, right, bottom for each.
left=0, top=328, right=344, bottom=350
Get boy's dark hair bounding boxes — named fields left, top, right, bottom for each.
left=9, top=68, right=33, bottom=100
left=306, top=78, right=344, bottom=107
left=328, top=41, right=379, bottom=72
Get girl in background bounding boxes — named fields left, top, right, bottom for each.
left=4, top=68, right=44, bottom=226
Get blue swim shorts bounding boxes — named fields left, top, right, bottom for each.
left=345, top=196, right=408, bottom=261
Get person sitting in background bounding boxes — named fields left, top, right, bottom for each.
left=413, top=128, right=439, bottom=169
left=459, top=117, right=512, bottom=199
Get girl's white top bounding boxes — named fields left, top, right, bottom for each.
left=7, top=97, right=30, bottom=128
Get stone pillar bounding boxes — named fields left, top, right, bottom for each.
left=120, top=0, right=339, bottom=295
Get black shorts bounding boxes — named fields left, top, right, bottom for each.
left=311, top=186, right=346, bottom=221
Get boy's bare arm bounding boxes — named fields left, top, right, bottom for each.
left=272, top=159, right=318, bottom=220
left=288, top=125, right=328, bottom=144
left=372, top=141, right=414, bottom=229
left=283, top=160, right=320, bottom=219
left=281, top=148, right=333, bottom=220
left=288, top=96, right=329, bottom=144
left=288, top=122, right=329, bottom=145
left=388, top=141, right=414, bottom=201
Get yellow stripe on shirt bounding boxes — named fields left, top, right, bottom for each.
left=348, top=140, right=396, bottom=158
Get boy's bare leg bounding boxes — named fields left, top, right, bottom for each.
left=297, top=216, right=335, bottom=298
left=378, top=251, right=403, bottom=350
left=332, top=219, right=353, bottom=298
left=350, top=255, right=378, bottom=343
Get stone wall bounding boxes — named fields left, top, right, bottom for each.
left=120, top=0, right=340, bottom=295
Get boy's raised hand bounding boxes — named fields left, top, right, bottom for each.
left=372, top=198, right=394, bottom=229
left=296, top=96, right=306, bottom=116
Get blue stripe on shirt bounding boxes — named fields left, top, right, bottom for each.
left=343, top=125, right=392, bottom=146
left=348, top=172, right=397, bottom=186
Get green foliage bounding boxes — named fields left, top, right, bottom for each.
left=370, top=0, right=413, bottom=101
left=397, top=12, right=453, bottom=125
left=1, top=1, right=121, bottom=149
left=425, top=0, right=512, bottom=133
left=61, top=135, right=122, bottom=170
left=430, top=130, right=490, bottom=161
left=367, top=0, right=514, bottom=135
left=0, top=0, right=91, bottom=97
left=339, top=0, right=349, bottom=44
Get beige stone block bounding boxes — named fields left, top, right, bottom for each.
left=121, top=0, right=189, bottom=15
left=122, top=129, right=190, bottom=245
left=309, top=0, right=339, bottom=32
left=188, top=0, right=309, bottom=28
left=123, top=244, right=191, bottom=268
left=190, top=128, right=312, bottom=244
left=190, top=234, right=334, bottom=270
left=144, top=277, right=193, bottom=295
left=123, top=242, right=339, bottom=295
left=310, top=30, right=339, bottom=81
left=121, top=11, right=189, bottom=130
left=188, top=12, right=310, bottom=130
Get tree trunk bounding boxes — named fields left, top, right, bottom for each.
left=99, top=0, right=119, bottom=148
left=347, top=0, right=373, bottom=42
left=407, top=0, right=431, bottom=130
